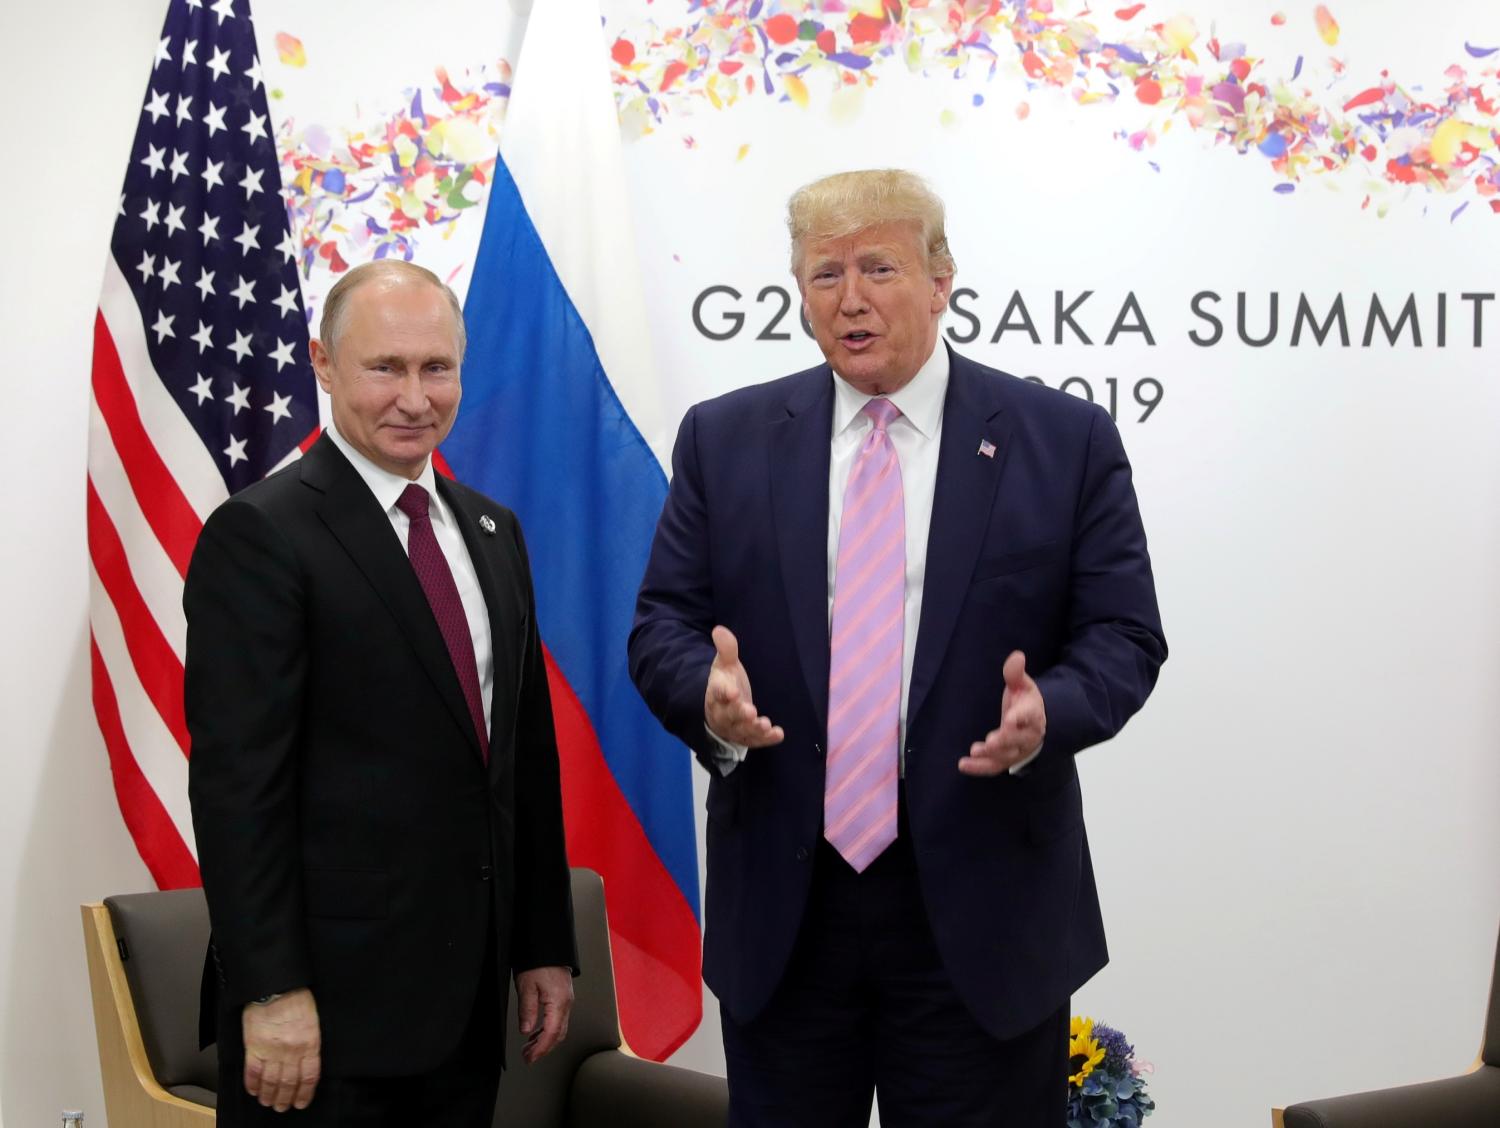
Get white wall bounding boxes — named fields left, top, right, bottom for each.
left=4, top=3, right=1498, bottom=1127
left=1, top=3, right=165, bottom=1125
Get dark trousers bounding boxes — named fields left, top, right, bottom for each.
left=721, top=825, right=1068, bottom=1128
left=215, top=926, right=502, bottom=1127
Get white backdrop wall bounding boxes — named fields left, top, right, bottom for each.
left=3, top=2, right=1499, bottom=1126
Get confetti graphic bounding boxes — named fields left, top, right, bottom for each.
left=604, top=1, right=1500, bottom=216
left=274, top=62, right=512, bottom=316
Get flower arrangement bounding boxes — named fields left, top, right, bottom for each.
left=1067, top=1016, right=1155, bottom=1127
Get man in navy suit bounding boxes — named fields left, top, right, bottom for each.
left=629, top=170, right=1167, bottom=1127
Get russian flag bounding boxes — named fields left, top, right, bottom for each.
left=439, top=2, right=701, bottom=1060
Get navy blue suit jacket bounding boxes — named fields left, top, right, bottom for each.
left=629, top=347, right=1166, bottom=1040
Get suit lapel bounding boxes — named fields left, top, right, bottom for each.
left=437, top=476, right=521, bottom=774
left=303, top=437, right=482, bottom=758
left=768, top=369, right=835, bottom=734
left=907, top=350, right=1012, bottom=728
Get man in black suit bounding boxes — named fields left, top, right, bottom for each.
left=630, top=170, right=1166, bottom=1126
left=186, top=260, right=576, bottom=1124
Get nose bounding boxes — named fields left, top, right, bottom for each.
left=394, top=369, right=428, bottom=415
left=836, top=272, right=869, bottom=317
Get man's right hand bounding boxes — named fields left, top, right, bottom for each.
left=242, top=987, right=321, bottom=1112
left=705, top=626, right=785, bottom=748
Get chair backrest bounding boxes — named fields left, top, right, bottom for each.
left=494, top=867, right=625, bottom=1127
left=1484, top=921, right=1500, bottom=1068
left=103, top=888, right=219, bottom=1096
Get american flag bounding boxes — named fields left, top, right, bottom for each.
left=88, top=0, right=318, bottom=888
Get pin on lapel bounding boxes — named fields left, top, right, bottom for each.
left=977, top=439, right=997, bottom=459
left=479, top=515, right=497, bottom=535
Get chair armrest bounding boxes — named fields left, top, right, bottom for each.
left=1284, top=1066, right=1500, bottom=1128
left=566, top=1049, right=728, bottom=1128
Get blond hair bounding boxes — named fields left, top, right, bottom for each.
left=319, top=260, right=467, bottom=360
left=787, top=169, right=955, bottom=279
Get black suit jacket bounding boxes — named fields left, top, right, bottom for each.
left=186, top=434, right=576, bottom=1076
left=629, top=348, right=1166, bottom=1040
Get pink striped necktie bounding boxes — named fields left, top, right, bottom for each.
left=825, top=397, right=904, bottom=872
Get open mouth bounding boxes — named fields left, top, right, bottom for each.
left=841, top=331, right=876, bottom=349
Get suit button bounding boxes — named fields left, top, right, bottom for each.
left=795, top=847, right=809, bottom=863
left=478, top=864, right=493, bottom=881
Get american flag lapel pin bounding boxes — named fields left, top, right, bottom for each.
left=479, top=515, right=497, bottom=535
left=978, top=439, right=997, bottom=459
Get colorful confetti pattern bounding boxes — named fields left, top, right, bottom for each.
left=274, top=61, right=512, bottom=308
left=606, top=1, right=1500, bottom=216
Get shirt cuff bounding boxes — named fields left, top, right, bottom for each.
left=1008, top=741, right=1043, bottom=776
left=704, top=723, right=748, bottom=776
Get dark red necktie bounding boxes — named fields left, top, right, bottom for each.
left=397, top=483, right=488, bottom=762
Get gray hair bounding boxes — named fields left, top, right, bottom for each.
left=787, top=169, right=955, bottom=280
left=318, top=260, right=467, bottom=360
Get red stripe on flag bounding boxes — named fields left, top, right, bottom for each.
left=90, top=636, right=200, bottom=889
left=299, top=426, right=322, bottom=453
left=544, top=646, right=703, bottom=1060
left=87, top=478, right=191, bottom=756
left=91, top=311, right=204, bottom=578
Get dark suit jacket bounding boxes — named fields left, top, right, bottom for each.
left=185, top=434, right=576, bottom=1076
left=629, top=347, right=1166, bottom=1041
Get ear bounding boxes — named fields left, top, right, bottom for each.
left=309, top=338, right=334, bottom=394
left=931, top=272, right=954, bottom=315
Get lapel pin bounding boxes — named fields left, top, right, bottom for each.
left=978, top=439, right=996, bottom=459
left=479, top=515, right=497, bottom=535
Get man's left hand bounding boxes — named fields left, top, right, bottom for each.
left=515, top=965, right=573, bottom=1065
left=958, top=651, right=1046, bottom=776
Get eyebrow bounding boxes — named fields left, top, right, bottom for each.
left=362, top=352, right=458, bottom=367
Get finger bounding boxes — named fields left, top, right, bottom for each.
left=272, top=1064, right=300, bottom=1113
left=1003, top=650, right=1029, bottom=692
left=528, top=1005, right=567, bottom=1062
left=244, top=1056, right=264, bottom=1099
left=711, top=625, right=740, bottom=667
left=256, top=1060, right=280, bottom=1106
left=293, top=1058, right=320, bottom=1110
left=516, top=981, right=539, bottom=1037
left=957, top=753, right=1004, bottom=777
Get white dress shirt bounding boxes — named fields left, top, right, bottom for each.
left=325, top=424, right=494, bottom=734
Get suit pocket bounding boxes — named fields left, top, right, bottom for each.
left=303, top=867, right=389, bottom=920
left=972, top=540, right=1063, bottom=583
left=1026, top=779, right=1084, bottom=845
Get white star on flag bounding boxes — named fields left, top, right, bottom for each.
left=199, top=213, right=220, bottom=244
left=206, top=45, right=231, bottom=80
left=202, top=158, right=224, bottom=191
left=190, top=374, right=215, bottom=404
left=226, top=384, right=251, bottom=413
left=191, top=321, right=215, bottom=353
left=151, top=310, right=175, bottom=342
left=140, top=199, right=161, bottom=231
left=223, top=435, right=248, bottom=466
left=144, top=89, right=170, bottom=123
left=163, top=203, right=186, bottom=236
left=239, top=166, right=264, bottom=198
left=175, top=95, right=194, bottom=125
left=212, top=0, right=236, bottom=25
left=233, top=223, right=261, bottom=255
left=230, top=275, right=256, bottom=308
left=241, top=111, right=268, bottom=145
left=265, top=392, right=294, bottom=423
left=203, top=102, right=227, bottom=137
left=273, top=285, right=300, bottom=317
left=141, top=144, right=166, bottom=176
left=269, top=338, right=296, bottom=371
left=159, top=258, right=182, bottom=289
left=195, top=268, right=216, bottom=300
left=227, top=330, right=253, bottom=363
left=169, top=149, right=190, bottom=181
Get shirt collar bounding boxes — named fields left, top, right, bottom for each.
left=831, top=340, right=949, bottom=440
left=325, top=422, right=447, bottom=526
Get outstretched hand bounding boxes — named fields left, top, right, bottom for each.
left=958, top=651, right=1046, bottom=776
left=704, top=626, right=785, bottom=748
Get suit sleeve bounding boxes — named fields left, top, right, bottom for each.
left=184, top=498, right=312, bottom=1007
left=1032, top=406, right=1168, bottom=759
left=507, top=515, right=580, bottom=974
left=628, top=405, right=722, bottom=765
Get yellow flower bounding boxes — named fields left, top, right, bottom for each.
left=1068, top=1015, right=1106, bottom=1086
